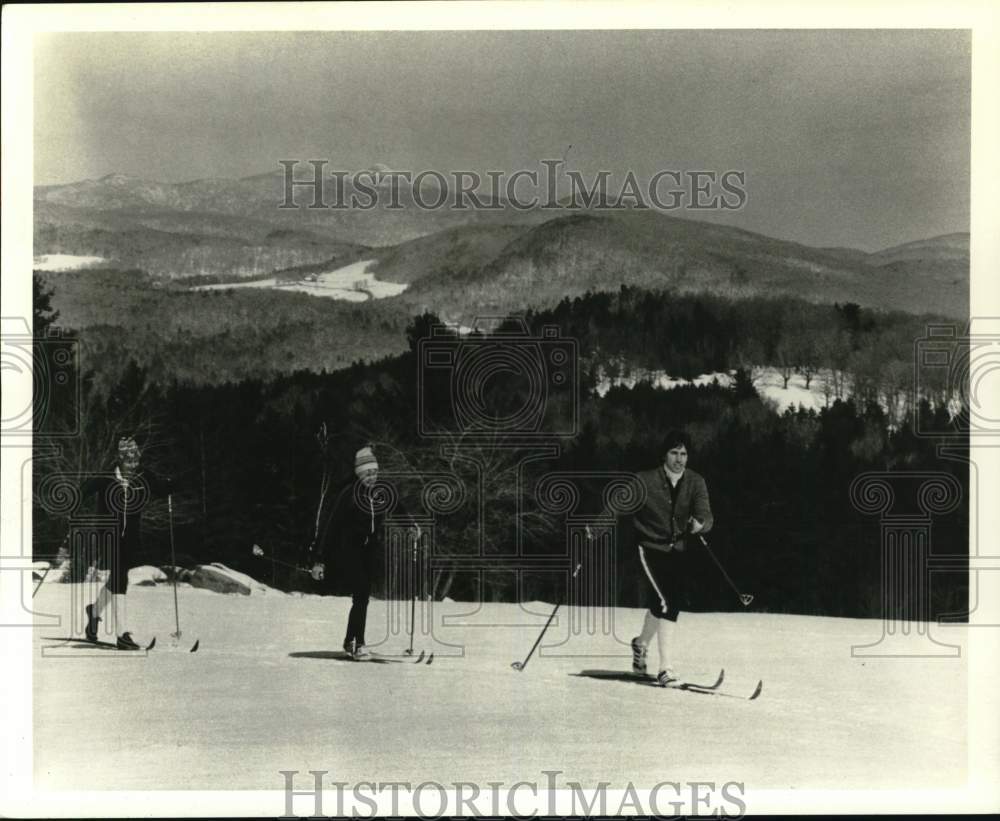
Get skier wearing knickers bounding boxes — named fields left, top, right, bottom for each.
left=80, top=436, right=170, bottom=650
left=589, top=429, right=713, bottom=685
left=309, top=446, right=420, bottom=660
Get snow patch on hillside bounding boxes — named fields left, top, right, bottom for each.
left=754, top=368, right=835, bottom=412
left=597, top=365, right=864, bottom=415
left=33, top=254, right=108, bottom=271
left=191, top=259, right=407, bottom=301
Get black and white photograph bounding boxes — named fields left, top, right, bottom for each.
left=2, top=2, right=998, bottom=817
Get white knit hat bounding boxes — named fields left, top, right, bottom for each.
left=354, top=446, right=379, bottom=478
left=118, top=436, right=141, bottom=460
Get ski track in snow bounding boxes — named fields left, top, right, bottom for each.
left=32, top=584, right=967, bottom=791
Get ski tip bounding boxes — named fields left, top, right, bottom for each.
left=189, top=639, right=200, bottom=653
left=146, top=637, right=157, bottom=651
left=414, top=650, right=425, bottom=663
left=749, top=680, right=763, bottom=700
left=425, top=653, right=434, bottom=665
left=711, top=668, right=725, bottom=688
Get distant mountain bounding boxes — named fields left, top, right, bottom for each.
left=34, top=171, right=968, bottom=317
left=368, top=224, right=528, bottom=285
left=869, top=233, right=969, bottom=266
left=397, top=211, right=969, bottom=319
left=858, top=233, right=970, bottom=303
left=34, top=202, right=364, bottom=280
left=35, top=169, right=545, bottom=251
left=818, top=246, right=871, bottom=262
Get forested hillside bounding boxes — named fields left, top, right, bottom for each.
left=33, top=277, right=968, bottom=621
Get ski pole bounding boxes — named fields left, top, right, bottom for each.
left=158, top=493, right=200, bottom=654
left=168, top=493, right=182, bottom=642
left=404, top=533, right=418, bottom=655
left=251, top=544, right=317, bottom=575
left=511, top=563, right=582, bottom=671
left=32, top=563, right=51, bottom=598
left=33, top=532, right=69, bottom=598
left=697, top=534, right=753, bottom=606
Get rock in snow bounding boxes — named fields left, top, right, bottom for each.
left=187, top=563, right=283, bottom=596
left=129, top=565, right=168, bottom=586
left=161, top=565, right=194, bottom=583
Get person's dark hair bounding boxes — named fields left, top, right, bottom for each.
left=660, top=429, right=691, bottom=457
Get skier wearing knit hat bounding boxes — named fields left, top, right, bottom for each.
left=80, top=436, right=170, bottom=650
left=309, top=445, right=420, bottom=659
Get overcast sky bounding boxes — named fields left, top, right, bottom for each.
left=34, top=30, right=969, bottom=251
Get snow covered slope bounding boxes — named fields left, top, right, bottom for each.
left=32, top=584, right=967, bottom=793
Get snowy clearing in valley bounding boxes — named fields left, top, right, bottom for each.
left=190, top=259, right=407, bottom=301
left=32, top=254, right=108, bottom=271
left=32, top=582, right=967, bottom=793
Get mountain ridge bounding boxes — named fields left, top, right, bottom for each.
left=34, top=171, right=969, bottom=317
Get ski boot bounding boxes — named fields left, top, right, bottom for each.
left=631, top=637, right=648, bottom=675
left=85, top=604, right=101, bottom=642
left=344, top=639, right=370, bottom=660
left=656, top=668, right=678, bottom=687
left=116, top=632, right=141, bottom=651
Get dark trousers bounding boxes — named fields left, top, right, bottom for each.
left=72, top=526, right=134, bottom=593
left=343, top=545, right=376, bottom=647
left=638, top=544, right=686, bottom=622
left=107, top=536, right=132, bottom=594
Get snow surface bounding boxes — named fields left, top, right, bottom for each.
left=597, top=366, right=833, bottom=410
left=193, top=276, right=280, bottom=290
left=596, top=365, right=894, bottom=417
left=33, top=254, right=108, bottom=271
left=31, top=583, right=969, bottom=794
left=191, top=259, right=407, bottom=301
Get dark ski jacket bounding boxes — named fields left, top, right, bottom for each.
left=315, top=478, right=385, bottom=560
left=632, top=467, right=713, bottom=551
left=312, top=477, right=419, bottom=566
left=79, top=469, right=170, bottom=554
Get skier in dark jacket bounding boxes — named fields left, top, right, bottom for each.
left=589, top=429, right=713, bottom=685
left=309, top=446, right=420, bottom=659
left=81, top=436, right=169, bottom=649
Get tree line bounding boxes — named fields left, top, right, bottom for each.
left=32, top=277, right=968, bottom=620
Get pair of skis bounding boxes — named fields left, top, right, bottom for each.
left=344, top=635, right=434, bottom=665
left=649, top=668, right=763, bottom=701
left=573, top=668, right=763, bottom=700
left=340, top=649, right=434, bottom=665
left=43, top=635, right=199, bottom=653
